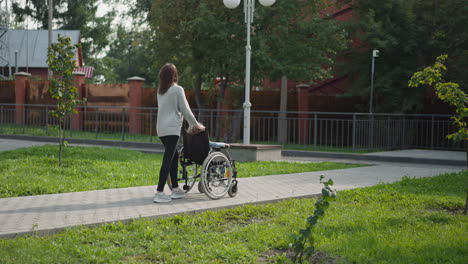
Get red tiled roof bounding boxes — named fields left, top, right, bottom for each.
left=75, top=67, right=94, bottom=79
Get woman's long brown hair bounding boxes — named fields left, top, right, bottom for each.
left=158, top=63, right=178, bottom=95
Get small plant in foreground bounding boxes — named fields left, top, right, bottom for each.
left=292, top=175, right=337, bottom=263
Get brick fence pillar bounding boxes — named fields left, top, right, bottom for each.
left=14, top=72, right=31, bottom=125
left=128, top=76, right=145, bottom=134
left=296, top=84, right=310, bottom=144
left=71, top=72, right=86, bottom=130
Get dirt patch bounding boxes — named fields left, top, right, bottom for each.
left=257, top=249, right=341, bottom=263
left=308, top=251, right=341, bottom=264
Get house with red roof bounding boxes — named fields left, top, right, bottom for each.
left=1, top=29, right=93, bottom=80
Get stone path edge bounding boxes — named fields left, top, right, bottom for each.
left=1, top=134, right=464, bottom=165
left=0, top=193, right=321, bottom=239
left=282, top=149, right=465, bottom=166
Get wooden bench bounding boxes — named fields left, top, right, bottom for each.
left=227, top=144, right=283, bottom=162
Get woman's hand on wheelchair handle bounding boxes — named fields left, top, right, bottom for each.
left=188, top=123, right=206, bottom=134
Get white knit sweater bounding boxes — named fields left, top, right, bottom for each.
left=156, top=84, right=198, bottom=137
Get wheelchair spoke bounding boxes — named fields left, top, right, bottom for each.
left=200, top=151, right=233, bottom=200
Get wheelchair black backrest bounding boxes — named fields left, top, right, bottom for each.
left=183, top=129, right=210, bottom=165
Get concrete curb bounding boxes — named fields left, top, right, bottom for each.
left=0, top=134, right=463, bottom=166
left=282, top=149, right=465, bottom=166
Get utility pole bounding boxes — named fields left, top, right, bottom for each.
left=48, top=0, right=53, bottom=79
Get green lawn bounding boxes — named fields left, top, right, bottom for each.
left=1, top=123, right=377, bottom=153
left=0, top=171, right=466, bottom=263
left=0, top=123, right=160, bottom=143
left=0, top=145, right=363, bottom=198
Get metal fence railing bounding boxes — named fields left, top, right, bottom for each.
left=0, top=104, right=463, bottom=151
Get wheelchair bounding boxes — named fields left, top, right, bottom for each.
left=167, top=130, right=238, bottom=200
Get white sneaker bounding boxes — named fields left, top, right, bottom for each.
left=153, top=192, right=172, bottom=203
left=171, top=188, right=185, bottom=199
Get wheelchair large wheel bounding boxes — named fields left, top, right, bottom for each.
left=200, top=151, right=233, bottom=200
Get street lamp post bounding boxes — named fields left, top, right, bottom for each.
left=369, top=49, right=379, bottom=150
left=369, top=49, right=379, bottom=113
left=223, top=0, right=276, bottom=144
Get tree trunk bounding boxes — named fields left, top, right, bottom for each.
left=48, top=0, right=53, bottom=79
left=193, top=72, right=207, bottom=127
left=215, top=79, right=227, bottom=141
left=229, top=110, right=243, bottom=143
left=278, top=75, right=288, bottom=144
left=59, top=120, right=63, bottom=167
left=193, top=72, right=204, bottom=109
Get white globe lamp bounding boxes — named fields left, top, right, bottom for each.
left=223, top=0, right=241, bottom=9
left=259, top=0, right=276, bottom=7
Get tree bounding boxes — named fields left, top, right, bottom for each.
left=254, top=1, right=347, bottom=82
left=47, top=35, right=84, bottom=166
left=409, top=54, right=467, bottom=214
left=89, top=26, right=157, bottom=84
left=129, top=0, right=152, bottom=24
left=12, top=0, right=113, bottom=63
left=12, top=0, right=52, bottom=29
left=338, top=0, right=468, bottom=112
left=150, top=0, right=346, bottom=106
left=149, top=0, right=346, bottom=140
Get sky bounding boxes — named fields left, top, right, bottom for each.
left=96, top=0, right=136, bottom=28
left=8, top=0, right=135, bottom=29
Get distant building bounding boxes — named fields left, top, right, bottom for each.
left=1, top=29, right=93, bottom=79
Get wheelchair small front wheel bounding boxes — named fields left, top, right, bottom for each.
left=197, top=179, right=204, bottom=193
left=200, top=151, right=233, bottom=200
left=228, top=180, right=238, bottom=197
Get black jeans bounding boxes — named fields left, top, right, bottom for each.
left=157, top=135, right=179, bottom=192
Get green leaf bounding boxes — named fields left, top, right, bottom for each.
left=314, top=207, right=325, bottom=217
left=306, top=215, right=318, bottom=226
left=321, top=188, right=331, bottom=197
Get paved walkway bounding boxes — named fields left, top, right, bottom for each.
left=0, top=138, right=465, bottom=238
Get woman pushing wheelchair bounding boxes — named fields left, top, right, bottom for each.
left=154, top=63, right=205, bottom=203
